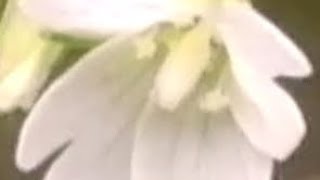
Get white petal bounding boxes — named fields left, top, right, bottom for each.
left=19, top=0, right=171, bottom=37
left=132, top=97, right=208, bottom=180
left=16, top=37, right=159, bottom=171
left=132, top=99, right=273, bottom=180
left=45, top=122, right=134, bottom=180
left=214, top=5, right=312, bottom=78
left=227, top=60, right=306, bottom=160
left=203, top=109, right=273, bottom=180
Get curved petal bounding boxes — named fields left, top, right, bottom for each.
left=203, top=109, right=273, bottom=180
left=19, top=0, right=171, bottom=38
left=131, top=99, right=207, bottom=180
left=44, top=122, right=134, bottom=180
left=16, top=37, right=159, bottom=171
left=227, top=60, right=306, bottom=160
left=214, top=4, right=312, bottom=78
left=132, top=98, right=272, bottom=180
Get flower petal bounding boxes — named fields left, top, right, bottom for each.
left=203, top=109, right=273, bottom=180
left=132, top=100, right=273, bottom=180
left=44, top=122, right=134, bottom=180
left=16, top=37, right=159, bottom=171
left=227, top=60, right=306, bottom=160
left=214, top=4, right=312, bottom=78
left=19, top=0, right=170, bottom=37
left=131, top=99, right=207, bottom=180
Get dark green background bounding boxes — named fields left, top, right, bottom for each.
left=0, top=0, right=319, bottom=179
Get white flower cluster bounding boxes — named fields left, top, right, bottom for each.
left=0, top=0, right=313, bottom=180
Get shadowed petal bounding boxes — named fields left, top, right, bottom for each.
left=131, top=99, right=207, bottom=180
left=203, top=109, right=273, bottom=180
left=132, top=96, right=273, bottom=180
left=214, top=4, right=312, bottom=78
left=16, top=37, right=160, bottom=171
left=44, top=122, right=134, bottom=180
left=227, top=60, right=306, bottom=160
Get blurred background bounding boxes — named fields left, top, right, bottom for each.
left=0, top=0, right=319, bottom=179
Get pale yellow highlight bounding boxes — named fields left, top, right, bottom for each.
left=134, top=30, right=157, bottom=60
left=154, top=23, right=212, bottom=110
left=0, top=50, right=46, bottom=110
left=175, top=0, right=213, bottom=10
left=200, top=88, right=229, bottom=112
left=0, top=7, right=63, bottom=110
left=0, top=9, right=44, bottom=78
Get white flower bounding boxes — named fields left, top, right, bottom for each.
left=0, top=1, right=63, bottom=111
left=15, top=0, right=312, bottom=180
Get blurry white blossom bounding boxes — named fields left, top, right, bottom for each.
left=15, top=0, right=312, bottom=180
left=0, top=1, right=63, bottom=111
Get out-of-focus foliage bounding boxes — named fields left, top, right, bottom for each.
left=0, top=0, right=6, bottom=19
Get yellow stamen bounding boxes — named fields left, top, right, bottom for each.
left=153, top=23, right=212, bottom=110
